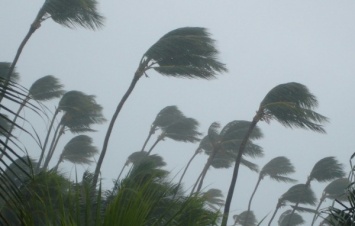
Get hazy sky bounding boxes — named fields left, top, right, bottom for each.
left=2, top=1, right=355, bottom=225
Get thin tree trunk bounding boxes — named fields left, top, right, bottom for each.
left=221, top=112, right=262, bottom=226
left=190, top=169, right=203, bottom=195
left=42, top=124, right=64, bottom=170
left=196, top=148, right=217, bottom=193
left=116, top=162, right=128, bottom=181
left=52, top=156, right=63, bottom=172
left=268, top=201, right=281, bottom=226
left=93, top=70, right=143, bottom=187
left=140, top=129, right=154, bottom=152
left=37, top=108, right=59, bottom=169
left=311, top=195, right=325, bottom=226
left=245, top=176, right=262, bottom=222
left=146, top=135, right=163, bottom=155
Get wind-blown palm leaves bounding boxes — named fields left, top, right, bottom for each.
left=53, top=135, right=98, bottom=171
left=201, top=188, right=224, bottom=211
left=233, top=210, right=257, bottom=226
left=221, top=82, right=328, bottom=226
left=140, top=105, right=185, bottom=152
left=278, top=210, right=304, bottom=226
left=268, top=184, right=316, bottom=226
left=246, top=156, right=296, bottom=222
left=194, top=120, right=263, bottom=193
left=39, top=91, right=105, bottom=170
left=94, top=28, right=227, bottom=186
left=311, top=178, right=350, bottom=225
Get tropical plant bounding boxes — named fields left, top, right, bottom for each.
left=268, top=184, right=317, bottom=226
left=222, top=82, right=328, bottom=226
left=201, top=188, right=225, bottom=211
left=278, top=210, right=304, bottom=226
left=245, top=156, right=296, bottom=222
left=94, top=26, right=228, bottom=186
left=233, top=210, right=257, bottom=226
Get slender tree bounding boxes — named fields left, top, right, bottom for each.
left=222, top=82, right=328, bottom=226
left=93, top=27, right=227, bottom=186
left=245, top=156, right=296, bottom=222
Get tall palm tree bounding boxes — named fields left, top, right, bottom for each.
left=287, top=156, right=345, bottom=225
left=2, top=75, right=64, bottom=159
left=194, top=120, right=263, bottom=193
left=1, top=0, right=104, bottom=103
left=233, top=210, right=257, bottom=226
left=39, top=91, right=105, bottom=170
left=245, top=156, right=296, bottom=222
left=268, top=184, right=316, bottom=226
left=311, top=178, right=350, bottom=225
left=140, top=105, right=185, bottom=152
left=146, top=116, right=201, bottom=155
left=222, top=82, right=328, bottom=226
left=53, top=135, right=98, bottom=171
left=93, top=27, right=227, bottom=186
left=278, top=210, right=304, bottom=226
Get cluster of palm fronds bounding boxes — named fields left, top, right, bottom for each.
left=0, top=1, right=350, bottom=225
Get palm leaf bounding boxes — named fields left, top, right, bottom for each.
left=260, top=82, right=328, bottom=133
left=202, top=188, right=224, bottom=211
left=152, top=105, right=185, bottom=130
left=42, top=0, right=104, bottom=30
left=144, top=27, right=227, bottom=79
left=278, top=210, right=304, bottom=226
left=29, top=75, right=65, bottom=101
left=163, top=117, right=201, bottom=142
left=260, top=156, right=296, bottom=182
left=0, top=62, right=20, bottom=83
left=127, top=151, right=166, bottom=168
left=280, top=184, right=316, bottom=206
left=233, top=210, right=257, bottom=226
left=309, top=156, right=345, bottom=183
left=323, top=178, right=350, bottom=201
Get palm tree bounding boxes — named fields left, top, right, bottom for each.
left=222, top=82, right=328, bottom=226
left=311, top=178, right=350, bottom=225
left=93, top=27, right=228, bottom=186
left=268, top=184, right=316, bottom=226
left=233, top=210, right=257, bottom=226
left=1, top=0, right=104, bottom=103
left=39, top=90, right=105, bottom=170
left=2, top=75, right=65, bottom=159
left=278, top=210, right=304, bottom=226
left=245, top=156, right=296, bottom=222
left=140, top=105, right=185, bottom=152
left=287, top=156, right=345, bottom=224
left=146, top=116, right=201, bottom=155
left=53, top=135, right=98, bottom=171
left=194, top=120, right=263, bottom=193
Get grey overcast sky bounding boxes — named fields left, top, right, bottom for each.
left=2, top=1, right=355, bottom=225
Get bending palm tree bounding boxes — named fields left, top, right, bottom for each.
left=222, top=82, right=328, bottom=226
left=141, top=105, right=185, bottom=152
left=53, top=135, right=98, bottom=171
left=93, top=27, right=227, bottom=186
left=268, top=184, right=316, bottom=226
left=1, top=0, right=104, bottom=103
left=245, top=156, right=296, bottom=222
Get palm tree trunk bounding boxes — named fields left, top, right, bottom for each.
left=37, top=108, right=59, bottom=169
left=196, top=149, right=217, bottom=193
left=221, top=112, right=262, bottom=226
left=268, top=201, right=281, bottom=226
left=190, top=170, right=203, bottom=195
left=42, top=124, right=64, bottom=170
left=311, top=195, right=325, bottom=226
left=140, top=129, right=154, bottom=152
left=116, top=162, right=128, bottom=181
left=146, top=135, right=163, bottom=155
left=52, top=156, right=63, bottom=172
left=177, top=148, right=200, bottom=187
left=93, top=70, right=144, bottom=187
left=245, top=176, right=262, bottom=222
left=0, top=96, right=30, bottom=160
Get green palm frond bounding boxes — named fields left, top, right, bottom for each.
left=143, top=27, right=227, bottom=79
left=0, top=62, right=20, bottom=82
left=152, top=105, right=185, bottom=130
left=233, top=210, right=257, bottom=226
left=260, top=82, right=328, bottom=133
left=220, top=120, right=263, bottom=143
left=0, top=114, right=11, bottom=137
left=163, top=117, right=201, bottom=142
left=202, top=188, right=224, bottom=211
left=240, top=158, right=259, bottom=172
left=59, top=135, right=98, bottom=165
left=29, top=75, right=65, bottom=101
left=261, top=156, right=296, bottom=182
left=42, top=0, right=104, bottom=30
left=280, top=184, right=316, bottom=206
left=127, top=151, right=166, bottom=168
left=309, top=156, right=345, bottom=183
left=323, top=178, right=350, bottom=200
left=278, top=210, right=304, bottom=226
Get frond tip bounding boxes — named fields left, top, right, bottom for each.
left=143, top=27, right=227, bottom=79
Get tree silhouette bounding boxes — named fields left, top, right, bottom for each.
left=278, top=210, right=304, bottom=226
left=94, top=27, right=227, bottom=186
left=222, top=82, right=328, bottom=226
left=233, top=210, right=257, bottom=226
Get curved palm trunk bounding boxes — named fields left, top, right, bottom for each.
left=196, top=148, right=218, bottom=193
left=42, top=124, right=64, bottom=170
left=37, top=108, right=59, bottom=169
left=221, top=112, right=262, bottom=226
left=140, top=128, right=154, bottom=152
left=190, top=169, right=204, bottom=195
left=52, top=155, right=63, bottom=172
left=268, top=200, right=281, bottom=226
left=311, top=195, right=325, bottom=226
left=177, top=148, right=200, bottom=187
left=146, top=135, right=163, bottom=155
left=93, top=70, right=143, bottom=187
left=245, top=176, right=262, bottom=222
left=116, top=162, right=128, bottom=181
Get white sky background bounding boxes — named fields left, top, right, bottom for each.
left=1, top=1, right=355, bottom=225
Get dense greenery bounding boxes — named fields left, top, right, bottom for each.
left=0, top=1, right=353, bottom=226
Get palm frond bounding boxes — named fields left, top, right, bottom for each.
left=233, top=210, right=257, bottom=226
left=144, top=27, right=227, bottom=79
left=202, top=188, right=224, bottom=211
left=278, top=210, right=304, bottom=226
left=260, top=82, right=328, bottom=133
left=127, top=151, right=166, bottom=168
left=309, top=156, right=345, bottom=183
left=240, top=158, right=259, bottom=172
left=220, top=120, right=263, bottom=142
left=163, top=117, right=201, bottom=142
left=0, top=62, right=20, bottom=82
left=60, top=135, right=98, bottom=165
left=261, top=156, right=296, bottom=182
left=323, top=178, right=350, bottom=201
left=152, top=105, right=185, bottom=130
left=42, top=0, right=104, bottom=30
left=280, top=184, right=316, bottom=206
left=29, top=75, right=65, bottom=101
